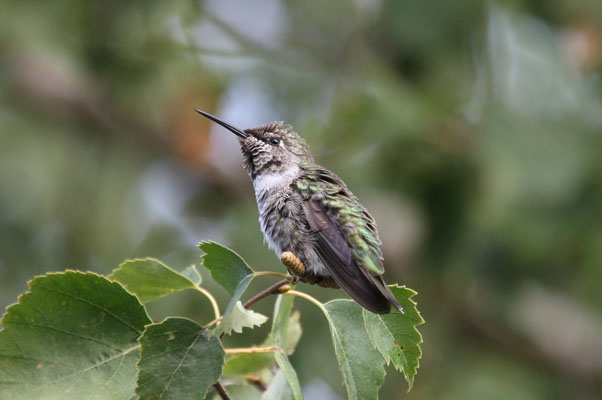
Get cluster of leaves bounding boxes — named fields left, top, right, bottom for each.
left=0, top=242, right=423, bottom=400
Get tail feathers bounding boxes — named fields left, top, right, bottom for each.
left=313, top=238, right=396, bottom=313
left=314, top=237, right=401, bottom=314
left=311, top=215, right=403, bottom=314
left=330, top=265, right=393, bottom=314
left=325, top=261, right=402, bottom=314
left=363, top=273, right=404, bottom=314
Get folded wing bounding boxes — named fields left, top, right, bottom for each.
left=302, top=199, right=403, bottom=314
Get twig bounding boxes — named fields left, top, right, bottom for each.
left=225, top=346, right=279, bottom=355
left=200, top=12, right=309, bottom=69
left=213, top=380, right=232, bottom=400
left=243, top=279, right=291, bottom=309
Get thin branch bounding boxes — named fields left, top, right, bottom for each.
left=213, top=380, right=232, bottom=400
left=201, top=12, right=309, bottom=69
left=243, top=279, right=291, bottom=309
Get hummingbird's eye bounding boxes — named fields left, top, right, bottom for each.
left=269, top=138, right=281, bottom=145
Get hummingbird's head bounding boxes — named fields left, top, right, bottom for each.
left=195, top=110, right=313, bottom=179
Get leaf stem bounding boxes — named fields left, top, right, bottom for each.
left=285, top=290, right=325, bottom=310
left=254, top=271, right=292, bottom=280
left=204, top=316, right=223, bottom=329
left=225, top=346, right=279, bottom=355
left=194, top=286, right=221, bottom=320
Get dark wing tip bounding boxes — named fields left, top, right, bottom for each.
left=301, top=198, right=404, bottom=315
left=371, top=275, right=405, bottom=314
left=354, top=289, right=393, bottom=314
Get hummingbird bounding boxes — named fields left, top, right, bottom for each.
left=196, top=110, right=403, bottom=314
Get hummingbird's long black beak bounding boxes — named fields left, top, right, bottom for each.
left=195, top=109, right=249, bottom=138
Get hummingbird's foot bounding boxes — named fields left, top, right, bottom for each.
left=280, top=251, right=306, bottom=277
left=280, top=251, right=340, bottom=289
left=301, top=272, right=339, bottom=288
left=311, top=275, right=339, bottom=289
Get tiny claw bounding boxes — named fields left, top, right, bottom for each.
left=316, top=277, right=339, bottom=289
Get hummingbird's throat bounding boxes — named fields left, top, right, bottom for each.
left=252, top=164, right=301, bottom=197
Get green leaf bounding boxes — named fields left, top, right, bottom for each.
left=283, top=310, right=302, bottom=354
left=181, top=265, right=202, bottom=286
left=199, top=241, right=254, bottom=296
left=109, top=258, right=199, bottom=304
left=222, top=352, right=275, bottom=376
left=261, top=370, right=293, bottom=400
left=213, top=301, right=268, bottom=337
left=199, top=242, right=259, bottom=327
left=0, top=271, right=151, bottom=400
left=223, top=274, right=255, bottom=315
left=323, top=300, right=386, bottom=400
left=271, top=295, right=303, bottom=400
left=136, top=317, right=225, bottom=400
left=363, top=285, right=424, bottom=391
left=273, top=353, right=301, bottom=400
left=271, top=294, right=294, bottom=350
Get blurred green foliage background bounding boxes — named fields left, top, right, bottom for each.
left=1, top=0, right=601, bottom=398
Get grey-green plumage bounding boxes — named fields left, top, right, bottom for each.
left=196, top=110, right=403, bottom=314
left=295, top=167, right=384, bottom=275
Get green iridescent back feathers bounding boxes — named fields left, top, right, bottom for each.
left=295, top=164, right=385, bottom=276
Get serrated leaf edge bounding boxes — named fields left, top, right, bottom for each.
left=363, top=285, right=425, bottom=392
left=1, top=270, right=150, bottom=334
left=0, top=270, right=150, bottom=397
left=198, top=241, right=254, bottom=273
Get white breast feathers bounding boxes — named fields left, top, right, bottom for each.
left=253, top=165, right=300, bottom=198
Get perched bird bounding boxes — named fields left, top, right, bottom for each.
left=196, top=110, right=403, bottom=314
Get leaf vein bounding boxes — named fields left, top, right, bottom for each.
left=5, top=320, right=118, bottom=349
left=33, top=283, right=142, bottom=335
left=138, top=346, right=199, bottom=362
left=32, top=345, right=140, bottom=391
left=159, top=332, right=202, bottom=399
left=0, top=354, right=71, bottom=369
